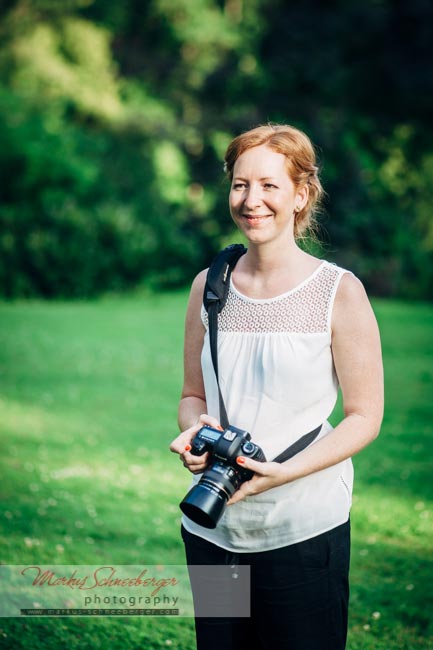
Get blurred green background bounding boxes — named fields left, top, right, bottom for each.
left=1, top=0, right=433, bottom=300
left=1, top=1, right=433, bottom=649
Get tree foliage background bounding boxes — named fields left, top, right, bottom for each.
left=1, top=0, right=432, bottom=299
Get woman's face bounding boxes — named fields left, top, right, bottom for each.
left=229, top=145, right=307, bottom=246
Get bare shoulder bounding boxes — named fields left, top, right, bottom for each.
left=190, top=268, right=208, bottom=295
left=187, top=269, right=208, bottom=313
left=332, top=272, right=377, bottom=333
left=334, top=271, right=369, bottom=306
left=184, top=268, right=208, bottom=329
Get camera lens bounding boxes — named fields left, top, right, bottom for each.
left=180, top=480, right=228, bottom=529
left=180, top=461, right=241, bottom=528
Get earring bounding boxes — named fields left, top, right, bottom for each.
left=295, top=205, right=302, bottom=212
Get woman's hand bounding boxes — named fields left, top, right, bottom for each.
left=227, top=457, right=291, bottom=505
left=169, top=414, right=222, bottom=474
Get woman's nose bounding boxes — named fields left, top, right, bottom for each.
left=243, top=186, right=262, bottom=210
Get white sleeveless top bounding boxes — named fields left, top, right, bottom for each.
left=181, top=260, right=354, bottom=552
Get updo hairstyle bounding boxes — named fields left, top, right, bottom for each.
left=224, top=124, right=324, bottom=239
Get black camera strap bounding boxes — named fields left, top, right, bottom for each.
left=204, top=244, right=247, bottom=430
left=271, top=423, right=322, bottom=463
left=203, top=245, right=322, bottom=461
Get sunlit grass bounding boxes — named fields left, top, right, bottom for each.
left=0, top=294, right=432, bottom=648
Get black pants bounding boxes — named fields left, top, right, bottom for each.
left=182, top=520, right=350, bottom=650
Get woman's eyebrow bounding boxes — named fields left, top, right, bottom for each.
left=232, top=176, right=278, bottom=181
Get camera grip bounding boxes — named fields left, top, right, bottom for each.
left=190, top=439, right=207, bottom=455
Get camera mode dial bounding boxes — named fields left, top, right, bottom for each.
left=241, top=441, right=255, bottom=455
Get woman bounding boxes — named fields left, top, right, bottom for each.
left=170, top=124, right=384, bottom=650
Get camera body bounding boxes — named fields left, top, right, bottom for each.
left=191, top=425, right=265, bottom=482
left=180, top=425, right=266, bottom=529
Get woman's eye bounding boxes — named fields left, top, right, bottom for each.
left=264, top=183, right=277, bottom=190
left=233, top=183, right=247, bottom=190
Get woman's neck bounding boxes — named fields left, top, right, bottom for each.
left=232, top=240, right=321, bottom=299
left=242, top=239, right=309, bottom=277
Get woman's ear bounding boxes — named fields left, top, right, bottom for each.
left=296, top=183, right=309, bottom=211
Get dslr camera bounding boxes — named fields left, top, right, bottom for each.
left=180, top=424, right=266, bottom=529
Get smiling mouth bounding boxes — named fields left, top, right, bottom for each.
left=242, top=214, right=271, bottom=221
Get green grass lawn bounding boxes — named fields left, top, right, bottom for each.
left=0, top=293, right=432, bottom=649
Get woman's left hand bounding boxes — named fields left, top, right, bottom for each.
left=227, top=457, right=290, bottom=505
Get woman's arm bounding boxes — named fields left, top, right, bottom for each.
left=229, top=273, right=384, bottom=503
left=170, top=270, right=222, bottom=472
left=177, top=270, right=208, bottom=430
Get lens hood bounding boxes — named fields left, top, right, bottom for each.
left=180, top=481, right=228, bottom=529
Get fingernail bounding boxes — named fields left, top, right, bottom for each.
left=236, top=456, right=246, bottom=465
left=184, top=444, right=191, bottom=452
